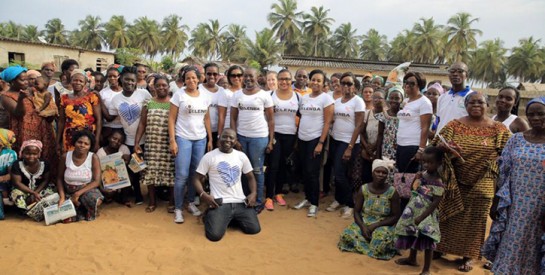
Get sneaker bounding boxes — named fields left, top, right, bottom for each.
left=307, top=205, right=318, bottom=217
left=194, top=196, right=200, bottom=206
left=293, top=199, right=310, bottom=210
left=326, top=200, right=341, bottom=212
left=188, top=202, right=202, bottom=216
left=275, top=194, right=286, bottom=206
left=264, top=198, right=274, bottom=211
left=341, top=206, right=353, bottom=219
left=174, top=209, right=184, bottom=223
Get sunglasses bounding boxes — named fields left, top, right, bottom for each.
left=206, top=72, right=218, bottom=76
left=229, top=74, right=243, bottom=78
left=403, top=81, right=417, bottom=88
left=448, top=69, right=466, bottom=74
left=278, top=77, right=291, bottom=81
left=340, top=82, right=354, bottom=87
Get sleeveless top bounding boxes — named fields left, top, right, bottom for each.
left=492, top=114, right=517, bottom=133
left=64, top=151, right=93, bottom=186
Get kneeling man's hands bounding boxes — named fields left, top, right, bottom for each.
left=246, top=193, right=257, bottom=207
left=203, top=193, right=220, bottom=209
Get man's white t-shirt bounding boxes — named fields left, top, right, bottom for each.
left=196, top=148, right=253, bottom=204
left=199, top=83, right=223, bottom=133
left=100, top=87, right=123, bottom=128
left=332, top=96, right=366, bottom=143
left=230, top=90, right=274, bottom=138
left=298, top=93, right=334, bottom=141
left=217, top=89, right=239, bottom=130
left=436, top=87, right=472, bottom=133
left=272, top=91, right=299, bottom=135
left=170, top=88, right=211, bottom=140
left=169, top=81, right=182, bottom=95
left=397, top=96, right=433, bottom=146
left=108, top=89, right=152, bottom=146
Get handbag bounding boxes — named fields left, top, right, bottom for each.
left=393, top=160, right=418, bottom=199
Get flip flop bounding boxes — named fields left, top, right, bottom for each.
left=145, top=205, right=156, bottom=213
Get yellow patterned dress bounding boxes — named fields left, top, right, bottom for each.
left=60, top=92, right=99, bottom=151
left=433, top=119, right=510, bottom=259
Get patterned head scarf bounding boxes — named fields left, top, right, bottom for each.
left=0, top=65, right=28, bottom=82
left=0, top=128, right=16, bottom=149
left=19, top=139, right=43, bottom=157
left=387, top=85, right=404, bottom=101
left=372, top=157, right=396, bottom=172
left=372, top=75, right=384, bottom=86
left=428, top=82, right=445, bottom=95
left=527, top=96, right=545, bottom=109
left=71, top=69, right=88, bottom=81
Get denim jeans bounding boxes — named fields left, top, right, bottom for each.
left=204, top=203, right=261, bottom=241
left=330, top=139, right=360, bottom=208
left=237, top=135, right=268, bottom=205
left=174, top=136, right=206, bottom=210
left=297, top=138, right=322, bottom=206
left=265, top=133, right=296, bottom=198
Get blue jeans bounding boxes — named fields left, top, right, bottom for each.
left=237, top=135, right=268, bottom=205
left=174, top=136, right=206, bottom=210
left=204, top=203, right=261, bottom=241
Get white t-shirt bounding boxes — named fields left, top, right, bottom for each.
left=96, top=145, right=131, bottom=159
left=272, top=91, right=299, bottom=135
left=199, top=83, right=223, bottom=133
left=100, top=87, right=123, bottom=128
left=196, top=148, right=253, bottom=204
left=169, top=81, right=182, bottom=95
left=109, top=89, right=152, bottom=146
left=436, top=87, right=472, bottom=133
left=230, top=90, right=274, bottom=138
left=170, top=88, right=210, bottom=140
left=397, top=96, right=433, bottom=146
left=298, top=93, right=334, bottom=141
left=332, top=96, right=365, bottom=143
left=217, top=89, right=239, bottom=130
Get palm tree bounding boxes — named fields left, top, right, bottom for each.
left=44, top=18, right=69, bottom=45
left=161, top=14, right=189, bottom=60
left=188, top=24, right=209, bottom=58
left=388, top=30, right=415, bottom=62
left=105, top=15, right=131, bottom=49
left=469, top=39, right=507, bottom=86
left=445, top=12, right=483, bottom=63
left=202, top=19, right=225, bottom=60
left=331, top=23, right=360, bottom=58
left=507, top=37, right=544, bottom=82
left=267, top=0, right=303, bottom=53
left=21, top=25, right=41, bottom=42
left=302, top=6, right=335, bottom=57
left=130, top=17, right=161, bottom=58
left=245, top=28, right=283, bottom=69
left=220, top=24, right=248, bottom=63
left=360, top=29, right=389, bottom=61
left=4, top=21, right=23, bottom=39
left=412, top=17, right=444, bottom=63
left=74, top=15, right=104, bottom=50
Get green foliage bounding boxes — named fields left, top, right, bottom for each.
left=160, top=55, right=175, bottom=72
left=114, top=48, right=143, bottom=66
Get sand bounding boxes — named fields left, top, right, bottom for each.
left=0, top=191, right=491, bottom=275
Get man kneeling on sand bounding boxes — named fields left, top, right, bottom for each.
left=193, top=129, right=261, bottom=241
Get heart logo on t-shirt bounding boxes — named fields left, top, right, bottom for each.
left=217, top=161, right=240, bottom=187
left=119, top=102, right=141, bottom=126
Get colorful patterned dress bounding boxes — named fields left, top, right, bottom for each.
left=338, top=184, right=397, bottom=260
left=395, top=176, right=444, bottom=250
left=10, top=161, right=55, bottom=213
left=141, top=100, right=174, bottom=186
left=481, top=133, right=545, bottom=274
left=375, top=112, right=399, bottom=160
left=60, top=92, right=99, bottom=151
left=433, top=119, right=510, bottom=259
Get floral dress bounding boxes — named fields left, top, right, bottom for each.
left=395, top=176, right=444, bottom=250
left=60, top=92, right=99, bottom=151
left=338, top=184, right=397, bottom=260
left=375, top=112, right=399, bottom=160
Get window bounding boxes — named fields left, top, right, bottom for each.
left=8, top=52, right=25, bottom=64
left=96, top=58, right=108, bottom=72
left=54, top=55, right=69, bottom=70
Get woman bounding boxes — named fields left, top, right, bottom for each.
left=135, top=75, right=174, bottom=213
left=169, top=66, right=213, bottom=223
left=425, top=82, right=444, bottom=140
left=56, top=69, right=102, bottom=153
left=0, top=129, right=16, bottom=206
left=57, top=130, right=103, bottom=222
left=337, top=158, right=400, bottom=260
left=266, top=71, right=278, bottom=92
left=100, top=66, right=124, bottom=145
left=371, top=75, right=384, bottom=90
left=433, top=91, right=511, bottom=272
left=52, top=59, right=79, bottom=106
left=327, top=72, right=365, bottom=218
left=40, top=61, right=57, bottom=87
left=376, top=86, right=403, bottom=161
left=230, top=67, right=274, bottom=212
left=293, top=69, right=334, bottom=217
left=136, top=64, right=148, bottom=89
left=199, top=63, right=224, bottom=146
left=361, top=85, right=374, bottom=111
left=481, top=97, right=545, bottom=274
left=0, top=66, right=57, bottom=176
left=396, top=72, right=432, bottom=174
left=217, top=65, right=244, bottom=136
left=264, top=69, right=298, bottom=211
left=492, top=86, right=529, bottom=134
left=359, top=86, right=383, bottom=184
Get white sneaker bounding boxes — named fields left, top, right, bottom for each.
left=174, top=209, right=184, bottom=223
left=326, top=200, right=341, bottom=212
left=307, top=205, right=318, bottom=217
left=188, top=202, right=202, bottom=216
left=341, top=207, right=353, bottom=219
left=194, top=196, right=200, bottom=206
left=293, top=199, right=310, bottom=210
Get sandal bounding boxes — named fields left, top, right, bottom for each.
left=458, top=259, right=473, bottom=272
left=145, top=205, right=156, bottom=213
left=395, top=258, right=418, bottom=267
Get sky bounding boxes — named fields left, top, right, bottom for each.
left=1, top=0, right=544, bottom=52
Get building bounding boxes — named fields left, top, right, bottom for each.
left=0, top=37, right=115, bottom=72
left=278, top=55, right=450, bottom=84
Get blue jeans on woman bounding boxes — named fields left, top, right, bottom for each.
left=174, top=136, right=206, bottom=210
left=237, top=135, right=268, bottom=206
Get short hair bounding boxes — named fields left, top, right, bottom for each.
left=41, top=62, right=56, bottom=71
left=277, top=69, right=292, bottom=77
left=403, top=71, right=427, bottom=91
left=153, top=74, right=169, bottom=85
left=181, top=66, right=201, bottom=82
left=498, top=86, right=521, bottom=116
left=109, top=128, right=126, bottom=143
left=71, top=129, right=96, bottom=149
left=204, top=62, right=219, bottom=72
left=464, top=91, right=489, bottom=107
left=331, top=72, right=342, bottom=80
left=226, top=65, right=244, bottom=86
left=61, top=59, right=79, bottom=73
left=423, top=146, right=444, bottom=163
left=119, top=66, right=138, bottom=85
left=91, top=71, right=104, bottom=80
left=309, top=69, right=326, bottom=83
left=362, top=84, right=374, bottom=92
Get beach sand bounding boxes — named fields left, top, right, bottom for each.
left=0, top=191, right=491, bottom=275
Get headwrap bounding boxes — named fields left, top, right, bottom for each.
left=372, top=75, right=384, bottom=85
left=363, top=72, right=373, bottom=79
left=0, top=65, right=28, bottom=82
left=527, top=96, right=545, bottom=109
left=427, top=82, right=445, bottom=95
left=71, top=69, right=88, bottom=81
left=111, top=64, right=124, bottom=73
left=0, top=128, right=16, bottom=149
left=19, top=139, right=43, bottom=157
left=372, top=157, right=396, bottom=172
left=387, top=85, right=404, bottom=100
left=27, top=70, right=42, bottom=78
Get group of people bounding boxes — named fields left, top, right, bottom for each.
left=0, top=58, right=543, bottom=274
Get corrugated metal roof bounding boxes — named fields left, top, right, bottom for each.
left=0, top=36, right=114, bottom=55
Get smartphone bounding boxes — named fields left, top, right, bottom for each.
left=214, top=198, right=223, bottom=206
